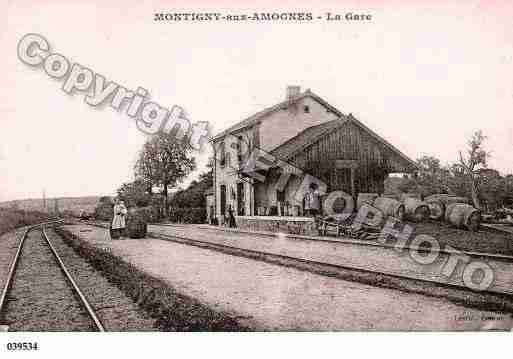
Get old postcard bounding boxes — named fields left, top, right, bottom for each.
left=1, top=0, right=512, bottom=352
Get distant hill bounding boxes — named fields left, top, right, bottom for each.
left=0, top=196, right=104, bottom=215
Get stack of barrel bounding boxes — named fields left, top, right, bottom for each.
left=402, top=197, right=430, bottom=222
left=126, top=207, right=148, bottom=239
left=356, top=192, right=481, bottom=231
left=373, top=196, right=406, bottom=222
left=424, top=194, right=480, bottom=231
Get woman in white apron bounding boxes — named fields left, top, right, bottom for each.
left=111, top=199, right=128, bottom=239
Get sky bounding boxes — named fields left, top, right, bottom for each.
left=1, top=0, right=512, bottom=202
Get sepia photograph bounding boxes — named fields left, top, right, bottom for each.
left=1, top=0, right=512, bottom=356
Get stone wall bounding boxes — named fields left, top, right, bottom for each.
left=235, top=216, right=317, bottom=236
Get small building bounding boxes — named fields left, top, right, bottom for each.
left=210, top=86, right=417, bottom=231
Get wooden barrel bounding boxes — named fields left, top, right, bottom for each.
left=400, top=192, right=422, bottom=202
left=382, top=193, right=401, bottom=201
left=425, top=199, right=445, bottom=221
left=356, top=193, right=379, bottom=211
left=403, top=197, right=430, bottom=222
left=425, top=194, right=470, bottom=205
left=445, top=196, right=471, bottom=205
left=424, top=194, right=446, bottom=203
left=445, top=203, right=481, bottom=231
left=373, top=197, right=405, bottom=221
left=354, top=203, right=385, bottom=228
left=109, top=225, right=120, bottom=239
left=126, top=208, right=148, bottom=239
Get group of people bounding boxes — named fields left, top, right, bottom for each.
left=222, top=182, right=322, bottom=226
left=110, top=183, right=322, bottom=234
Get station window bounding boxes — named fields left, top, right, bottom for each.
left=304, top=105, right=310, bottom=113
left=219, top=142, right=226, bottom=167
left=277, top=190, right=285, bottom=202
left=237, top=135, right=243, bottom=163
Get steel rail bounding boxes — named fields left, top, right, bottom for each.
left=41, top=225, right=106, bottom=332
left=194, top=224, right=513, bottom=263
left=0, top=228, right=30, bottom=313
left=148, top=231, right=513, bottom=296
left=0, top=219, right=63, bottom=313
left=64, top=220, right=513, bottom=313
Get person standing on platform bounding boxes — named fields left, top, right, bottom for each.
left=304, top=182, right=321, bottom=218
left=111, top=199, right=128, bottom=239
left=227, top=204, right=237, bottom=228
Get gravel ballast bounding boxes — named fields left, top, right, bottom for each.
left=2, top=229, right=95, bottom=331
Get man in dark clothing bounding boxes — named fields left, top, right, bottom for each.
left=304, top=182, right=321, bottom=217
left=228, top=205, right=237, bottom=228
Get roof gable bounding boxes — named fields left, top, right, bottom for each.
left=270, top=115, right=417, bottom=171
left=211, top=89, right=342, bottom=142
left=211, top=88, right=417, bottom=171
left=270, top=118, right=348, bottom=160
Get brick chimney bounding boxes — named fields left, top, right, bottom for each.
left=286, top=85, right=301, bottom=101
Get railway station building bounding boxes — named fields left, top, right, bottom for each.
left=207, top=86, right=417, bottom=231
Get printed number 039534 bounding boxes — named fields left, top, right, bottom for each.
left=6, top=342, right=39, bottom=351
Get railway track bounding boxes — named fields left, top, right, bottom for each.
left=0, top=221, right=105, bottom=332
left=149, top=231, right=513, bottom=297
left=194, top=224, right=513, bottom=262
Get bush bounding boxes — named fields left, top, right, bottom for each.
left=94, top=202, right=113, bottom=221
left=94, top=197, right=164, bottom=224
left=127, top=207, right=148, bottom=239
left=136, top=206, right=164, bottom=223
left=168, top=207, right=206, bottom=224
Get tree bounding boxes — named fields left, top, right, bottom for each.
left=395, top=176, right=418, bottom=194
left=134, top=133, right=196, bottom=216
left=171, top=170, right=213, bottom=208
left=98, top=196, right=112, bottom=204
left=447, top=163, right=470, bottom=198
left=413, top=155, right=451, bottom=197
left=94, top=196, right=113, bottom=221
left=456, top=130, right=490, bottom=209
left=389, top=155, right=450, bottom=197
left=504, top=175, right=513, bottom=207
left=476, top=169, right=504, bottom=212
left=117, top=179, right=152, bottom=208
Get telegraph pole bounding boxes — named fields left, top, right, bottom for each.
left=54, top=198, right=59, bottom=214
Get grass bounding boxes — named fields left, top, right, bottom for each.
left=323, top=218, right=513, bottom=256
left=0, top=196, right=101, bottom=215
left=54, top=226, right=248, bottom=331
left=0, top=208, right=51, bottom=237
left=408, top=221, right=513, bottom=256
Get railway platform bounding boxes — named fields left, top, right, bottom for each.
left=59, top=223, right=512, bottom=330
left=147, top=224, right=513, bottom=295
